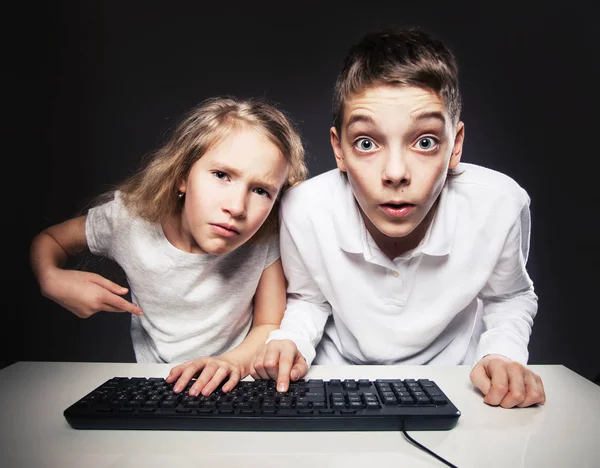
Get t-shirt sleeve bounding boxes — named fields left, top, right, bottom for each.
left=264, top=232, right=281, bottom=269
left=85, top=191, right=128, bottom=260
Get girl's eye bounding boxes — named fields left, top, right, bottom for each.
left=253, top=188, right=271, bottom=198
left=416, top=137, right=438, bottom=151
left=355, top=138, right=377, bottom=152
left=214, top=171, right=228, bottom=180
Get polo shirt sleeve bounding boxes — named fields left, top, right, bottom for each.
left=266, top=213, right=332, bottom=367
left=475, top=199, right=538, bottom=365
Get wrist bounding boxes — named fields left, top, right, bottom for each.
left=480, top=354, right=511, bottom=364
left=38, top=267, right=62, bottom=300
left=219, top=352, right=248, bottom=376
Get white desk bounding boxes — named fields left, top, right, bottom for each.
left=0, top=362, right=598, bottom=468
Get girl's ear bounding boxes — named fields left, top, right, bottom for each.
left=178, top=179, right=187, bottom=194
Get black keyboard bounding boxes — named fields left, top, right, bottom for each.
left=64, top=377, right=461, bottom=431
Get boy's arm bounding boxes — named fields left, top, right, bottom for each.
left=30, top=215, right=142, bottom=318
left=475, top=200, right=537, bottom=365
left=471, top=200, right=545, bottom=407
left=167, top=259, right=287, bottom=396
left=265, top=215, right=332, bottom=367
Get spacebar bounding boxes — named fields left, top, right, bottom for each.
left=274, top=409, right=301, bottom=416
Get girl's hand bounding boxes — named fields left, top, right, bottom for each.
left=166, top=355, right=243, bottom=396
left=41, top=268, right=143, bottom=318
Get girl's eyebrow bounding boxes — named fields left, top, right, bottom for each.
left=213, top=162, right=279, bottom=194
left=253, top=178, right=279, bottom=194
left=213, top=163, right=240, bottom=178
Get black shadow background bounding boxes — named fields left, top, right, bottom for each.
left=8, top=1, right=599, bottom=383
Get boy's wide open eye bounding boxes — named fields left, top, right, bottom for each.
left=354, top=138, right=378, bottom=152
left=415, top=137, right=439, bottom=151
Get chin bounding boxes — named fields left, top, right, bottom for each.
left=200, top=241, right=233, bottom=256
left=380, top=228, right=413, bottom=239
left=212, top=246, right=235, bottom=255
left=373, top=220, right=416, bottom=239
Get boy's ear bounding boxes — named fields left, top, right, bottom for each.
left=449, top=121, right=465, bottom=169
left=330, top=127, right=347, bottom=172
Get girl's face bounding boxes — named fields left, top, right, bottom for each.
left=173, top=126, right=289, bottom=255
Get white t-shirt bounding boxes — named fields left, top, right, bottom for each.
left=267, top=163, right=537, bottom=368
left=86, top=191, right=280, bottom=363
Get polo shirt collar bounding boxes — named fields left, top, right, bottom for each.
left=421, top=183, right=455, bottom=257
left=333, top=171, right=456, bottom=257
left=333, top=172, right=364, bottom=254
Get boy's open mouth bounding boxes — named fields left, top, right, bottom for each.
left=381, top=203, right=413, bottom=208
left=379, top=203, right=415, bottom=217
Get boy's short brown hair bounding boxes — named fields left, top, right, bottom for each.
left=332, top=27, right=462, bottom=133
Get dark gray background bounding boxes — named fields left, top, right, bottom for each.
left=9, top=1, right=599, bottom=383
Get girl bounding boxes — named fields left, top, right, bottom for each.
left=30, top=96, right=307, bottom=397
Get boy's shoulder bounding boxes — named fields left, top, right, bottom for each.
left=281, top=168, right=345, bottom=213
left=451, top=163, right=530, bottom=206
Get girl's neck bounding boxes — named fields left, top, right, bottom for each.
left=161, top=215, right=206, bottom=254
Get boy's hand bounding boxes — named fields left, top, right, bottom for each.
left=470, top=354, right=546, bottom=408
left=166, top=356, right=242, bottom=396
left=250, top=339, right=308, bottom=392
left=41, top=268, right=143, bottom=318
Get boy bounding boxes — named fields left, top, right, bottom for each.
left=251, top=27, right=545, bottom=408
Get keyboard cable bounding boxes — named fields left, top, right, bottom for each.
left=402, top=430, right=458, bottom=467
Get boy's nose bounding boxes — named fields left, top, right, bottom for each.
left=382, top=152, right=410, bottom=186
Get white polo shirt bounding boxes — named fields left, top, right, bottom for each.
left=267, top=163, right=537, bottom=368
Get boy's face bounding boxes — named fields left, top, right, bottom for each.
left=175, top=127, right=288, bottom=255
left=331, top=85, right=464, bottom=256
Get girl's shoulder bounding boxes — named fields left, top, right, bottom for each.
left=90, top=190, right=143, bottom=221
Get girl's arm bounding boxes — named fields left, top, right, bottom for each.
left=31, top=216, right=88, bottom=287
left=30, top=215, right=143, bottom=318
left=220, top=258, right=287, bottom=375
left=167, top=259, right=286, bottom=396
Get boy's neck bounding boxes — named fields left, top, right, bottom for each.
left=361, top=199, right=439, bottom=260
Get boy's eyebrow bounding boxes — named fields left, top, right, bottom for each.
left=346, top=111, right=446, bottom=131
left=345, top=114, right=376, bottom=131
left=215, top=163, right=279, bottom=194
left=409, top=110, right=446, bottom=125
